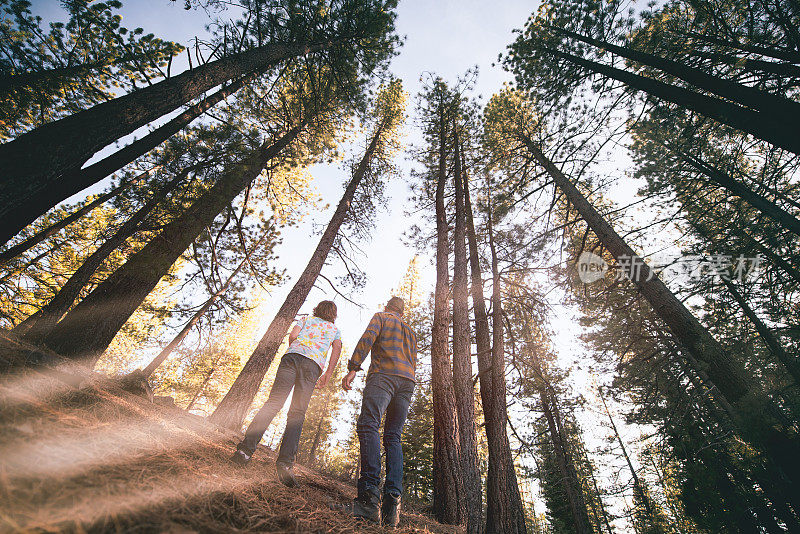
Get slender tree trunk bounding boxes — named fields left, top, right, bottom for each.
left=681, top=153, right=800, bottom=238
left=208, top=121, right=386, bottom=430
left=431, top=109, right=466, bottom=525
left=0, top=41, right=324, bottom=224
left=719, top=276, right=800, bottom=384
left=598, top=388, right=659, bottom=531
left=140, top=238, right=258, bottom=379
left=684, top=31, right=800, bottom=63
left=466, top=163, right=526, bottom=534
left=536, top=373, right=592, bottom=534
left=17, top=170, right=189, bottom=342
left=522, top=136, right=800, bottom=483
left=553, top=27, right=800, bottom=125
left=0, top=172, right=143, bottom=267
left=307, top=411, right=326, bottom=465
left=541, top=46, right=800, bottom=155
left=37, top=124, right=304, bottom=366
left=451, top=135, right=483, bottom=534
left=735, top=227, right=800, bottom=286
left=185, top=365, right=216, bottom=412
left=0, top=73, right=255, bottom=246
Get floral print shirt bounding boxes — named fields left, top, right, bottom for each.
left=287, top=315, right=342, bottom=371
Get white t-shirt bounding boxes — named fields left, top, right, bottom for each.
left=287, top=316, right=341, bottom=371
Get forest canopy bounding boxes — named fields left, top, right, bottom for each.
left=1, top=0, right=799, bottom=533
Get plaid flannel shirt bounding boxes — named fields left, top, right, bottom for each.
left=347, top=311, right=417, bottom=381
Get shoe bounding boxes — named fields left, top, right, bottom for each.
left=329, top=488, right=380, bottom=524
left=230, top=449, right=251, bottom=466
left=354, top=486, right=381, bottom=523
left=381, top=492, right=401, bottom=528
left=276, top=463, right=298, bottom=487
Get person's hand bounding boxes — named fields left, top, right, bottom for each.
left=341, top=370, right=357, bottom=391
left=316, top=372, right=330, bottom=390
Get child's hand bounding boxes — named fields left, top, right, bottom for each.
left=316, top=372, right=330, bottom=390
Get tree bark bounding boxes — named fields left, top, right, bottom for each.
left=0, top=73, right=255, bottom=246
left=0, top=172, right=142, bottom=267
left=542, top=46, right=800, bottom=155
left=37, top=124, right=304, bottom=366
left=522, top=136, right=800, bottom=485
left=208, top=120, right=386, bottom=430
left=17, top=170, right=189, bottom=342
left=0, top=41, right=323, bottom=224
left=431, top=108, right=466, bottom=525
left=451, top=136, right=483, bottom=534
left=477, top=170, right=527, bottom=534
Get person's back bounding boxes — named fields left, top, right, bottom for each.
left=231, top=301, right=342, bottom=488
left=340, top=297, right=417, bottom=526
left=358, top=311, right=417, bottom=381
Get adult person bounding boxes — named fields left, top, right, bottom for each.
left=341, top=296, right=417, bottom=527
left=231, top=300, right=342, bottom=488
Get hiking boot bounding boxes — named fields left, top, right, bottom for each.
left=353, top=486, right=381, bottom=523
left=276, top=463, right=298, bottom=488
left=230, top=449, right=251, bottom=466
left=381, top=492, right=401, bottom=528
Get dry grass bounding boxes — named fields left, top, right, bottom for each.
left=0, top=335, right=459, bottom=534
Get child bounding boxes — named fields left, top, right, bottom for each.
left=231, top=300, right=342, bottom=487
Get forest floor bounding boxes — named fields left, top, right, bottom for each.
left=0, top=334, right=459, bottom=533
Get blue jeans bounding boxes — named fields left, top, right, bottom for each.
left=238, top=353, right=321, bottom=466
left=356, top=372, right=415, bottom=499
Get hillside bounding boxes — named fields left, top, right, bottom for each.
left=0, top=335, right=459, bottom=533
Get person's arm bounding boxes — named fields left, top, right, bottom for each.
left=288, top=323, right=301, bottom=344
left=317, top=339, right=342, bottom=389
left=342, top=314, right=382, bottom=390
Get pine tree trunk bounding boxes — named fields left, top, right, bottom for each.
left=598, top=388, right=658, bottom=530
left=451, top=136, right=483, bottom=534
left=541, top=46, right=800, bottom=155
left=37, top=124, right=304, bottom=366
left=208, top=121, right=386, bottom=430
left=479, top=172, right=528, bottom=534
left=18, top=170, right=189, bottom=342
left=538, top=378, right=592, bottom=534
left=0, top=172, right=142, bottom=267
left=0, top=74, right=255, bottom=246
left=523, top=136, right=800, bottom=483
left=140, top=241, right=256, bottom=379
left=0, top=41, right=322, bottom=225
left=185, top=366, right=216, bottom=412
left=681, top=153, right=800, bottom=238
left=552, top=27, right=800, bottom=125
left=431, top=110, right=466, bottom=525
left=720, top=276, right=800, bottom=384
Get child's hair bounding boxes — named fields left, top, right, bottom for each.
left=313, top=300, right=337, bottom=323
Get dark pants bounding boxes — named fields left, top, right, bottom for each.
left=238, top=352, right=321, bottom=467
left=356, top=372, right=415, bottom=499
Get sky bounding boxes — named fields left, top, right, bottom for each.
left=30, top=0, right=647, bottom=526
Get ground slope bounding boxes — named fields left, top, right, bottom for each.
left=0, top=334, right=458, bottom=534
